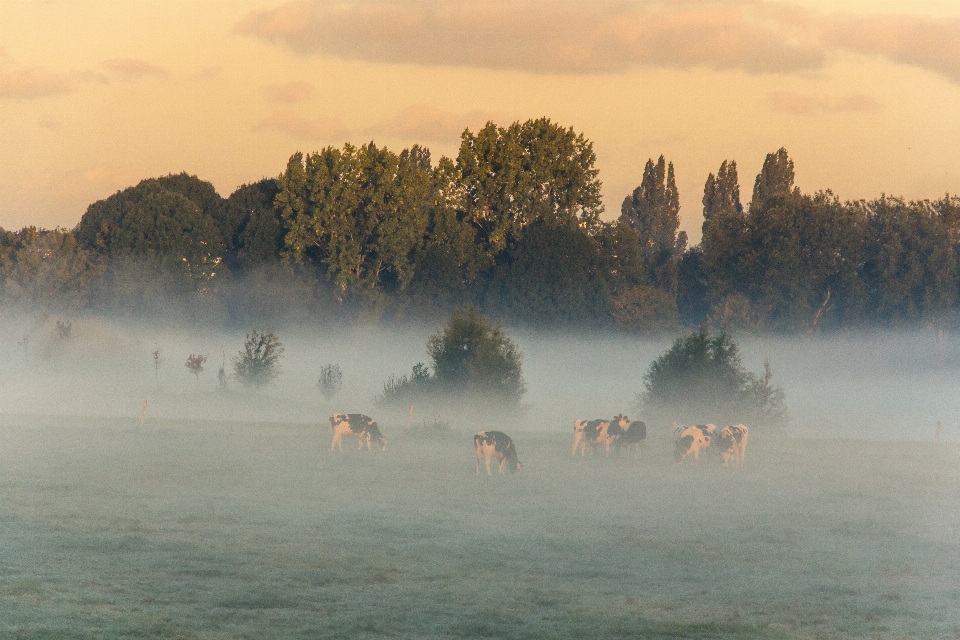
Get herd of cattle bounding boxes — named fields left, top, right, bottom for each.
left=328, top=413, right=749, bottom=476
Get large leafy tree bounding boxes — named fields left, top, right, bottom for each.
left=620, top=155, right=686, bottom=294
left=405, top=156, right=484, bottom=312
left=278, top=143, right=432, bottom=304
left=859, top=196, right=959, bottom=324
left=456, top=118, right=603, bottom=262
left=0, top=227, right=103, bottom=309
left=224, top=178, right=282, bottom=270
left=75, top=179, right=225, bottom=290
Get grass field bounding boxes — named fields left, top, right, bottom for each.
left=0, top=416, right=958, bottom=639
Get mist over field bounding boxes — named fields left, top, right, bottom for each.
left=1, top=307, right=957, bottom=442
left=2, top=307, right=960, bottom=638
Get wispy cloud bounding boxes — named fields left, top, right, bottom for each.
left=256, top=109, right=350, bottom=140
left=235, top=1, right=960, bottom=84
left=263, top=80, right=315, bottom=103
left=103, top=58, right=169, bottom=79
left=0, top=66, right=78, bottom=99
left=769, top=90, right=881, bottom=115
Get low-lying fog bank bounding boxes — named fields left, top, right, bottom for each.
left=1, top=309, right=957, bottom=441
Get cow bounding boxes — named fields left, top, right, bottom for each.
left=329, top=413, right=386, bottom=451
left=673, top=422, right=712, bottom=463
left=717, top=424, right=749, bottom=467
left=475, top=431, right=521, bottom=475
left=572, top=418, right=617, bottom=456
left=611, top=414, right=647, bottom=459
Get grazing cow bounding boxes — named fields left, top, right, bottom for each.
left=475, top=431, right=521, bottom=475
left=717, top=424, right=749, bottom=467
left=611, top=414, right=647, bottom=459
left=673, top=423, right=711, bottom=463
left=329, top=413, right=386, bottom=451
left=572, top=418, right=617, bottom=456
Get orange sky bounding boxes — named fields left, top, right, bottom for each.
left=2, top=0, right=960, bottom=242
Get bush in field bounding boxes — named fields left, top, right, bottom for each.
left=638, top=326, right=786, bottom=427
left=184, top=354, right=207, bottom=382
left=318, top=364, right=343, bottom=401
left=232, top=329, right=284, bottom=387
left=379, top=306, right=525, bottom=409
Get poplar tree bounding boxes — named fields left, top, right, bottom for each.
left=619, top=155, right=686, bottom=294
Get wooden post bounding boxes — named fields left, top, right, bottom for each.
left=139, top=400, right=148, bottom=427
left=935, top=421, right=941, bottom=443
left=408, top=404, right=414, bottom=430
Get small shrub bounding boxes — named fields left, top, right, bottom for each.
left=378, top=307, right=526, bottom=411
left=185, top=354, right=207, bottom=382
left=232, top=329, right=284, bottom=387
left=318, top=364, right=343, bottom=402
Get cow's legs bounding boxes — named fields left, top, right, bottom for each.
left=484, top=452, right=493, bottom=475
left=331, top=434, right=340, bottom=451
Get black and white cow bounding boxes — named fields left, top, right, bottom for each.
left=611, top=414, right=647, bottom=459
left=475, top=431, right=521, bottom=475
left=673, top=422, right=713, bottom=463
left=572, top=418, right=617, bottom=456
left=329, top=413, right=386, bottom=451
left=717, top=424, right=749, bottom=467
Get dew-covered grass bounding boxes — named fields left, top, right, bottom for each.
left=0, top=416, right=958, bottom=639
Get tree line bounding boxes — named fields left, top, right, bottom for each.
left=2, top=118, right=959, bottom=332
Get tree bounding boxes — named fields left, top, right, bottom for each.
left=619, top=155, right=687, bottom=293
left=638, top=327, right=786, bottom=427
left=456, top=118, right=603, bottom=261
left=279, top=143, right=433, bottom=307
left=484, top=221, right=612, bottom=328
left=184, top=354, right=207, bottom=382
left=859, top=196, right=959, bottom=324
left=225, top=178, right=283, bottom=270
left=75, top=180, right=224, bottom=291
left=427, top=306, right=525, bottom=402
left=379, top=306, right=525, bottom=409
left=0, top=227, right=103, bottom=309
left=700, top=159, right=747, bottom=302
left=232, top=329, right=284, bottom=387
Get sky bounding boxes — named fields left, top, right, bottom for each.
left=2, top=0, right=960, bottom=243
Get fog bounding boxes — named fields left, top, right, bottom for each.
left=1, top=308, right=959, bottom=637
left=1, top=308, right=957, bottom=442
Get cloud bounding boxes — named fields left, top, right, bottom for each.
left=235, top=1, right=960, bottom=84
left=0, top=66, right=78, bottom=99
left=102, top=58, right=169, bottom=78
left=191, top=66, right=223, bottom=81
left=769, top=90, right=881, bottom=115
left=823, top=13, right=960, bottom=85
left=372, top=104, right=496, bottom=142
left=263, top=80, right=315, bottom=103
left=256, top=109, right=350, bottom=140
left=235, top=0, right=824, bottom=75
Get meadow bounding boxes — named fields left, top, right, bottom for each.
left=0, top=415, right=958, bottom=639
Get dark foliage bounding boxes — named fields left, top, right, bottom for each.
left=639, top=327, right=787, bottom=427
left=232, top=329, right=284, bottom=387
left=379, top=307, right=525, bottom=410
